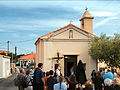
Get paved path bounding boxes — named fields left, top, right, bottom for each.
left=0, top=73, right=18, bottom=90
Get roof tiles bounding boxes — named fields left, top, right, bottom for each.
left=18, top=53, right=36, bottom=60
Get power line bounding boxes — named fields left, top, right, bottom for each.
left=0, top=37, right=37, bottom=54
left=11, top=38, right=37, bottom=43
left=0, top=41, right=7, bottom=44
left=10, top=42, right=34, bottom=54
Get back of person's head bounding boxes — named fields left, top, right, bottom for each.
left=111, top=69, right=115, bottom=74
left=59, top=76, right=64, bottom=89
left=20, top=68, right=24, bottom=74
left=38, top=63, right=43, bottom=68
left=100, top=69, right=102, bottom=72
left=113, top=78, right=120, bottom=86
left=31, top=66, right=34, bottom=69
left=46, top=71, right=50, bottom=76
left=104, top=78, right=112, bottom=86
left=65, top=76, right=69, bottom=83
left=107, top=69, right=111, bottom=72
left=49, top=70, right=54, bottom=75
left=70, top=74, right=76, bottom=83
left=59, top=76, right=64, bottom=82
left=26, top=70, right=30, bottom=75
left=96, top=71, right=101, bottom=78
left=92, top=70, right=95, bottom=72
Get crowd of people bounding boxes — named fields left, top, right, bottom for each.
left=15, top=63, right=94, bottom=90
left=15, top=62, right=120, bottom=90
left=91, top=69, right=120, bottom=90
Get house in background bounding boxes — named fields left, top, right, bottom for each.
left=0, top=55, right=10, bottom=78
left=0, top=50, right=8, bottom=55
left=18, top=53, right=36, bottom=68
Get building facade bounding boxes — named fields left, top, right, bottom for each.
left=0, top=55, right=10, bottom=78
left=35, top=10, right=97, bottom=79
left=18, top=53, right=36, bottom=68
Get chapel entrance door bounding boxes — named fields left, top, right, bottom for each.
left=64, top=55, right=77, bottom=77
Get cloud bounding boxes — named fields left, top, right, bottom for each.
left=29, top=33, right=39, bottom=38
left=0, top=1, right=73, bottom=9
left=94, top=16, right=119, bottom=29
left=0, top=29, right=4, bottom=32
left=91, top=11, right=118, bottom=17
left=11, top=33, right=20, bottom=38
left=0, top=19, right=79, bottom=32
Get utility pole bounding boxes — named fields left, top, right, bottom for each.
left=15, top=47, right=17, bottom=63
left=7, top=41, right=9, bottom=53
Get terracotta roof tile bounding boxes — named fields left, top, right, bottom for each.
left=40, top=24, right=72, bottom=38
left=0, top=50, right=8, bottom=54
left=18, top=53, right=36, bottom=60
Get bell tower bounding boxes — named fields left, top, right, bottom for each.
left=80, top=8, right=94, bottom=33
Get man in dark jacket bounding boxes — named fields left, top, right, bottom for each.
left=35, top=63, right=45, bottom=90
left=47, top=70, right=57, bottom=90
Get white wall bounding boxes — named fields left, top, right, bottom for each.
left=43, top=41, right=97, bottom=79
left=0, top=56, right=10, bottom=78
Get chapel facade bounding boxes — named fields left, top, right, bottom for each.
left=35, top=9, right=97, bottom=79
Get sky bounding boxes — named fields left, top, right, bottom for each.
left=0, top=0, right=120, bottom=54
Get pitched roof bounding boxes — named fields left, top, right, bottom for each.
left=0, top=50, right=8, bottom=54
left=18, top=53, right=36, bottom=60
left=35, top=24, right=95, bottom=44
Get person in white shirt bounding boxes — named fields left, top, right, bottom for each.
left=56, top=66, right=61, bottom=77
left=55, top=66, right=62, bottom=82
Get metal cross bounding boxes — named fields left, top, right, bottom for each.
left=52, top=50, right=63, bottom=63
left=85, top=7, right=88, bottom=11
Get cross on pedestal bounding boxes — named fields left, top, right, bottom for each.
left=52, top=50, right=63, bottom=64
left=85, top=7, right=88, bottom=11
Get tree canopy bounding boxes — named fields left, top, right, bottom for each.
left=89, top=33, right=120, bottom=67
left=0, top=52, right=24, bottom=63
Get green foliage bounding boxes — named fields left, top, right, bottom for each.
left=0, top=52, right=6, bottom=55
left=0, top=52, right=24, bottom=63
left=89, top=33, right=120, bottom=67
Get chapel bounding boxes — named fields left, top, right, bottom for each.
left=35, top=9, right=97, bottom=79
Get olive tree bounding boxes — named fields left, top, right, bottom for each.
left=89, top=33, right=120, bottom=67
